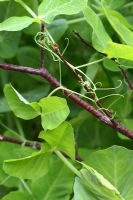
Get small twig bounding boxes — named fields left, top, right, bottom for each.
left=0, top=63, right=133, bottom=139
left=73, top=30, right=93, bottom=49
left=0, top=135, right=41, bottom=150
left=73, top=30, right=105, bottom=57
left=40, top=21, right=45, bottom=69
left=118, top=65, right=133, bottom=91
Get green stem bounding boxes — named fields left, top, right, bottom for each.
left=55, top=150, right=81, bottom=177
left=15, top=118, right=25, bottom=139
left=48, top=86, right=63, bottom=97
left=123, top=2, right=133, bottom=8
left=20, top=179, right=34, bottom=198
left=15, top=0, right=37, bottom=18
left=75, top=57, right=106, bottom=69
left=68, top=17, right=85, bottom=25
left=0, top=120, right=18, bottom=135
left=68, top=13, right=103, bottom=25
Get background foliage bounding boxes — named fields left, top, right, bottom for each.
left=0, top=0, right=133, bottom=199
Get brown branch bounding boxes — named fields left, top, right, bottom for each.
left=118, top=65, right=133, bottom=91
left=73, top=30, right=105, bottom=57
left=0, top=135, right=41, bottom=150
left=73, top=30, right=93, bottom=49
left=0, top=135, right=81, bottom=161
left=0, top=63, right=133, bottom=139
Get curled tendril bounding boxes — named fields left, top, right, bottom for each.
left=35, top=31, right=59, bottom=62
left=62, top=38, right=70, bottom=55
left=98, top=94, right=124, bottom=101
left=35, top=30, right=126, bottom=117
left=95, top=80, right=122, bottom=91
left=76, top=68, right=96, bottom=91
left=35, top=32, right=53, bottom=47
left=48, top=86, right=94, bottom=102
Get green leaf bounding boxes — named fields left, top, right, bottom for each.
left=0, top=16, right=34, bottom=32
left=16, top=46, right=46, bottom=82
left=103, top=59, right=121, bottom=72
left=2, top=191, right=33, bottom=200
left=118, top=59, right=133, bottom=69
left=38, top=0, right=88, bottom=23
left=39, top=96, right=70, bottom=130
left=0, top=132, right=37, bottom=187
left=39, top=122, right=75, bottom=160
left=74, top=170, right=123, bottom=200
left=101, top=0, right=125, bottom=9
left=0, top=131, right=37, bottom=164
left=82, top=167, right=123, bottom=199
left=3, top=152, right=51, bottom=180
left=74, top=177, right=96, bottom=200
left=103, top=42, right=133, bottom=61
left=17, top=46, right=40, bottom=67
left=74, top=161, right=123, bottom=200
left=0, top=86, right=50, bottom=113
left=83, top=6, right=112, bottom=52
left=0, top=32, right=21, bottom=59
left=123, top=119, right=133, bottom=131
left=84, top=146, right=133, bottom=200
left=101, top=1, right=133, bottom=45
left=0, top=97, right=9, bottom=113
left=48, top=19, right=68, bottom=41
left=31, top=158, right=74, bottom=200
left=4, top=84, right=40, bottom=120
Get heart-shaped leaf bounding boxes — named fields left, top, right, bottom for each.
left=39, top=121, right=75, bottom=160
left=3, top=152, right=51, bottom=180
left=38, top=0, right=88, bottom=23
left=0, top=16, right=34, bottom=31
left=84, top=146, right=133, bottom=200
left=4, top=84, right=40, bottom=120
left=39, top=96, right=70, bottom=130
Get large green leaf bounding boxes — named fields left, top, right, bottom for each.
left=2, top=191, right=33, bottom=200
left=39, top=122, right=75, bottom=160
left=39, top=96, right=70, bottom=130
left=0, top=131, right=37, bottom=164
left=103, top=59, right=120, bottom=72
left=3, top=152, right=51, bottom=180
left=0, top=32, right=21, bottom=59
left=0, top=86, right=49, bottom=113
left=0, top=16, right=34, bottom=31
left=74, top=172, right=123, bottom=200
left=74, top=161, right=123, bottom=200
left=0, top=131, right=37, bottom=187
left=103, top=42, right=133, bottom=61
left=17, top=46, right=40, bottom=67
left=83, top=6, right=112, bottom=52
left=84, top=146, right=133, bottom=200
left=74, top=177, right=96, bottom=200
left=101, top=1, right=133, bottom=45
left=31, top=159, right=74, bottom=200
left=16, top=46, right=46, bottom=82
left=38, top=0, right=88, bottom=23
left=48, top=19, right=68, bottom=41
left=4, top=84, right=40, bottom=120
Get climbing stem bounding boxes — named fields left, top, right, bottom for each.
left=55, top=150, right=81, bottom=177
